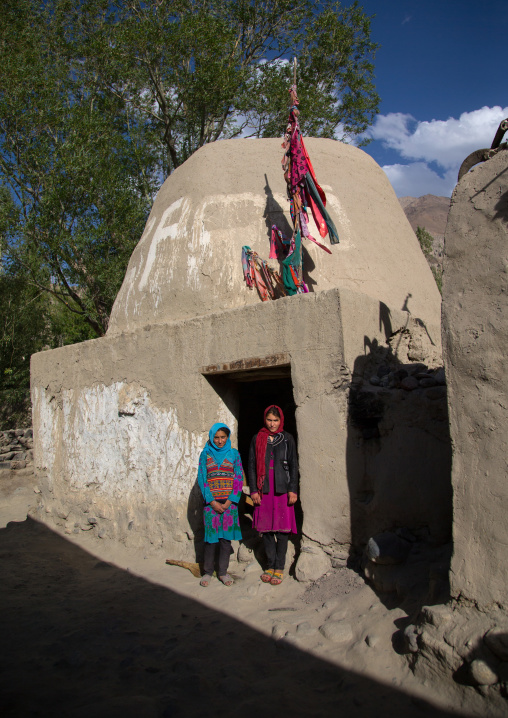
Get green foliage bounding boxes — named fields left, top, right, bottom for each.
left=74, top=0, right=380, bottom=172
left=431, top=266, right=443, bottom=295
left=0, top=272, right=97, bottom=427
left=416, top=225, right=434, bottom=257
left=0, top=0, right=380, bottom=425
left=0, top=0, right=159, bottom=336
left=0, top=273, right=48, bottom=427
left=415, top=226, right=442, bottom=294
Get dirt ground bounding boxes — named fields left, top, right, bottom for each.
left=0, top=471, right=486, bottom=718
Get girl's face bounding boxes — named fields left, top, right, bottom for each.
left=213, top=429, right=229, bottom=448
left=265, top=412, right=281, bottom=432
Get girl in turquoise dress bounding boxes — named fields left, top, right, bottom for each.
left=197, top=422, right=243, bottom=586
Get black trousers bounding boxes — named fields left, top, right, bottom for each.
left=203, top=539, right=231, bottom=576
left=263, top=532, right=290, bottom=571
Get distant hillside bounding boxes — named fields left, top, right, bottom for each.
left=399, top=194, right=451, bottom=290
left=399, top=194, right=450, bottom=239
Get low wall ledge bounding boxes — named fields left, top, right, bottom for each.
left=201, top=353, right=291, bottom=376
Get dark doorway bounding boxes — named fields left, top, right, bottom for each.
left=202, top=367, right=301, bottom=567
left=202, top=365, right=297, bottom=470
left=237, top=377, right=297, bottom=471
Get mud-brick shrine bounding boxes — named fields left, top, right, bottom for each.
left=31, top=138, right=447, bottom=570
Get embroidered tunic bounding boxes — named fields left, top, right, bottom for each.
left=197, top=450, right=243, bottom=543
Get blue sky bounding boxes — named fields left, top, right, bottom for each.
left=357, top=0, right=507, bottom=197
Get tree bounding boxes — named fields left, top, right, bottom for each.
left=0, top=0, right=380, bottom=342
left=416, top=225, right=434, bottom=257
left=75, top=0, right=380, bottom=174
left=0, top=0, right=159, bottom=337
left=0, top=273, right=48, bottom=427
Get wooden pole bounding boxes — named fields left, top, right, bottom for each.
left=293, top=56, right=297, bottom=86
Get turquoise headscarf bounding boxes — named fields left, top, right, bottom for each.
left=205, top=422, right=235, bottom=468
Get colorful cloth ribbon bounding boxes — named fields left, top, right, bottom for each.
left=241, top=246, right=286, bottom=302
left=241, top=81, right=338, bottom=301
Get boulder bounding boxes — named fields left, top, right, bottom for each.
left=469, top=658, right=498, bottom=686
left=295, top=545, right=330, bottom=582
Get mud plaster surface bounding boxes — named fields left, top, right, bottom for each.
left=1, top=477, right=495, bottom=718
left=441, top=152, right=508, bottom=608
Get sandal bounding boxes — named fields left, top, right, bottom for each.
left=200, top=574, right=213, bottom=587
left=261, top=569, right=275, bottom=583
left=219, top=574, right=234, bottom=586
left=270, top=571, right=284, bottom=585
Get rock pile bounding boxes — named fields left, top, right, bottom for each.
left=346, top=319, right=452, bottom=549
left=0, top=429, right=33, bottom=470
left=369, top=365, right=446, bottom=396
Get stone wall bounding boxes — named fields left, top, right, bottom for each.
left=0, top=429, right=33, bottom=470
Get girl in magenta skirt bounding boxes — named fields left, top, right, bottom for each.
left=247, top=405, right=298, bottom=585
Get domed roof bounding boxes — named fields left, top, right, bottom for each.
left=108, top=138, right=441, bottom=335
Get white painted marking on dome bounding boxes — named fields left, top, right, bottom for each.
left=326, top=194, right=353, bottom=248
left=182, top=193, right=267, bottom=291
left=138, top=197, right=190, bottom=291
left=187, top=254, right=200, bottom=290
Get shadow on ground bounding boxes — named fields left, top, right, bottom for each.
left=1, top=518, right=461, bottom=718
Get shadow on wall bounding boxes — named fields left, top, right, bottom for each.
left=345, top=300, right=453, bottom=611
left=493, top=187, right=508, bottom=223
left=1, top=517, right=460, bottom=718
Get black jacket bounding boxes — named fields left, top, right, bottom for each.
left=248, top=431, right=299, bottom=495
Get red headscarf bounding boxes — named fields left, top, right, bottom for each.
left=255, top=405, right=285, bottom=492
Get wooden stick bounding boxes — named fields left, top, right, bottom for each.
left=293, top=56, right=297, bottom=86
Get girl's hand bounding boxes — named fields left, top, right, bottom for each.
left=223, top=500, right=231, bottom=510
left=251, top=492, right=261, bottom=506
left=288, top=492, right=298, bottom=506
left=211, top=500, right=224, bottom=513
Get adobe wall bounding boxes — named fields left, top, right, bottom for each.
left=31, top=287, right=449, bottom=558
left=31, top=291, right=343, bottom=555
left=441, top=152, right=508, bottom=608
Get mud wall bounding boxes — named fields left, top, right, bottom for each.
left=32, top=291, right=346, bottom=556
left=442, top=152, right=508, bottom=608
left=31, top=288, right=449, bottom=558
left=31, top=137, right=448, bottom=568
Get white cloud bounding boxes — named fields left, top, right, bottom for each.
left=368, top=106, right=508, bottom=197
left=369, top=106, right=508, bottom=169
left=382, top=162, right=457, bottom=198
